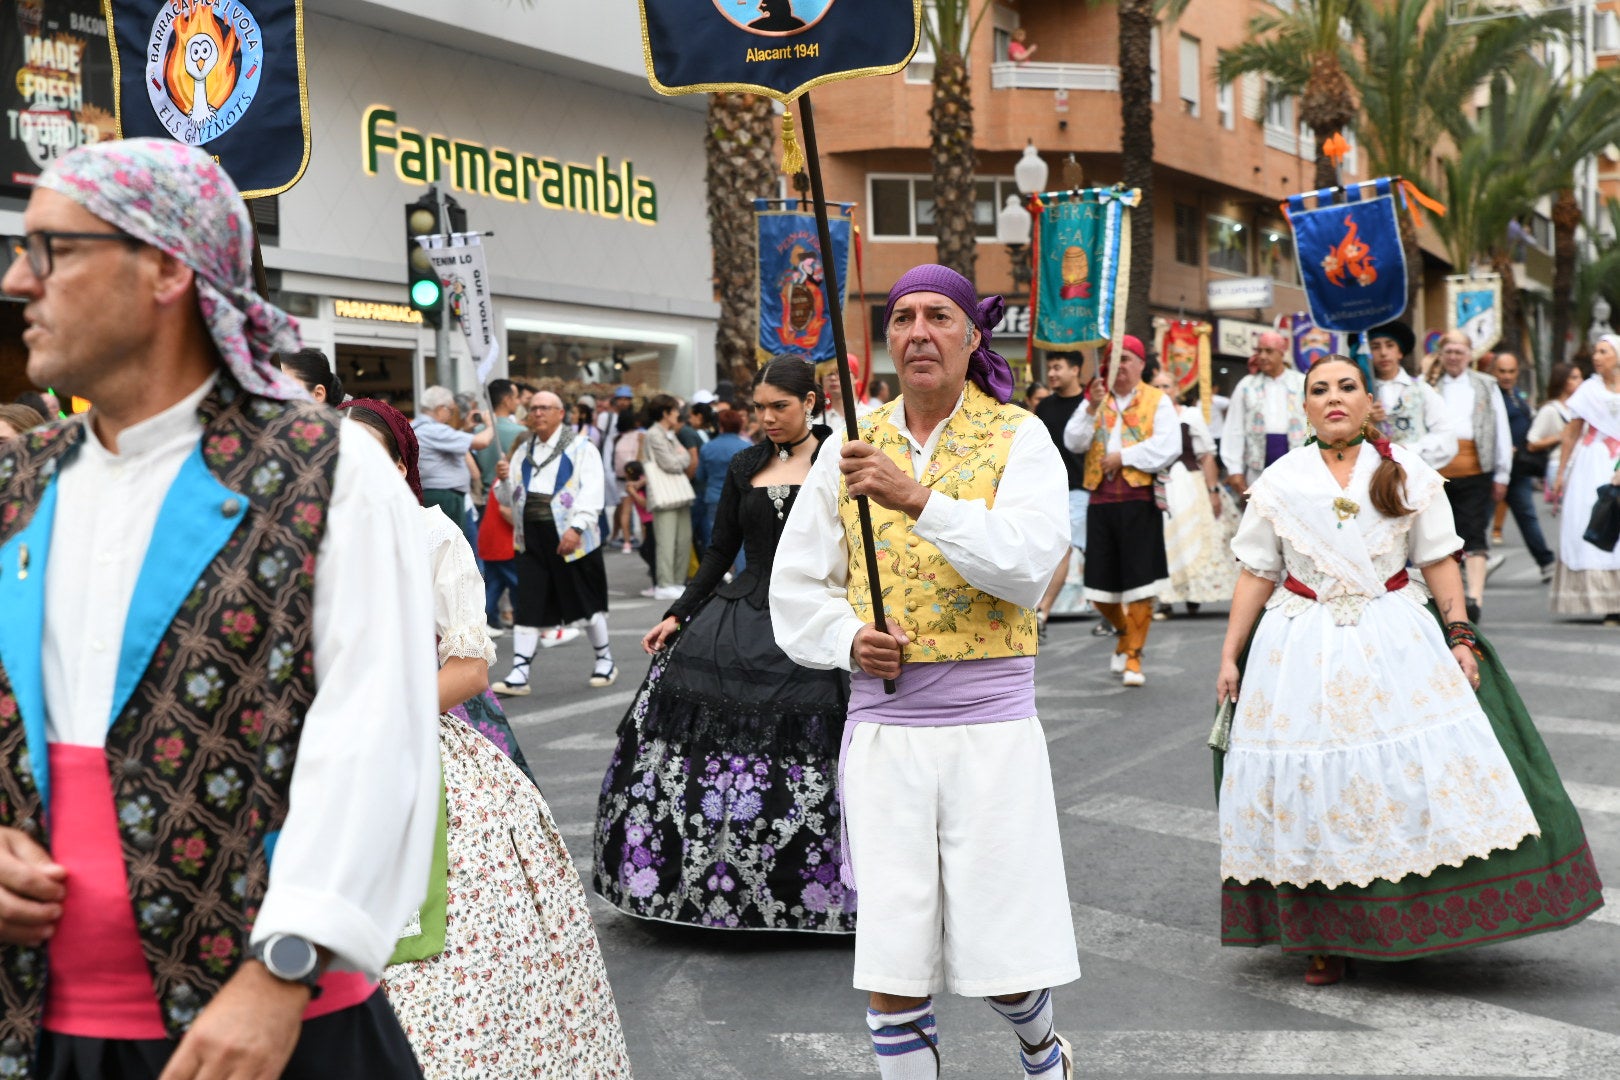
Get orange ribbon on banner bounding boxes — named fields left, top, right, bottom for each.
left=1398, top=179, right=1446, bottom=226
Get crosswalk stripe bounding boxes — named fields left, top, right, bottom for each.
left=1512, top=669, right=1620, bottom=694
left=1536, top=716, right=1620, bottom=740
left=507, top=687, right=638, bottom=728
left=1066, top=792, right=1215, bottom=843
left=768, top=896, right=1620, bottom=1076
left=1564, top=781, right=1620, bottom=816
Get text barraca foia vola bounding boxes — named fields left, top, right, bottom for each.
left=363, top=106, right=659, bottom=225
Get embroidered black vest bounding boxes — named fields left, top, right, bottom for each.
left=0, top=379, right=339, bottom=1063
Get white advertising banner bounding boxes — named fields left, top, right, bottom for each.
left=419, top=232, right=502, bottom=385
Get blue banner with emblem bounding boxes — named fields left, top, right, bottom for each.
left=1031, top=187, right=1137, bottom=352
left=1285, top=177, right=1408, bottom=333
left=639, top=0, right=920, bottom=102
left=755, top=199, right=852, bottom=364
left=104, top=0, right=310, bottom=197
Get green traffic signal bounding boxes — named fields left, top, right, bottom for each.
left=411, top=277, right=442, bottom=308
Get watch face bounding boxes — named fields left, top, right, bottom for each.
left=266, top=935, right=316, bottom=979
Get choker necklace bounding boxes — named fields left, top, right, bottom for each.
left=772, top=430, right=813, bottom=463
left=1308, top=432, right=1366, bottom=461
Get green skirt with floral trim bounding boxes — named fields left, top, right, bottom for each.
left=1213, top=606, right=1605, bottom=959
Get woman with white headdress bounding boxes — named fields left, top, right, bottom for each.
left=1548, top=333, right=1620, bottom=624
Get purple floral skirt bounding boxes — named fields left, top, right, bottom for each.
left=591, top=594, right=854, bottom=932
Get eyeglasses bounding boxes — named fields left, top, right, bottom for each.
left=5, top=230, right=142, bottom=280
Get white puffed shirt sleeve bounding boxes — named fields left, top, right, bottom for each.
left=1220, top=382, right=1248, bottom=478
left=1409, top=483, right=1466, bottom=567
left=1489, top=385, right=1513, bottom=484
left=1230, top=495, right=1284, bottom=580
left=565, top=440, right=606, bottom=531
left=1184, top=406, right=1215, bottom=458
left=1120, top=393, right=1182, bottom=473
left=1416, top=383, right=1459, bottom=471
left=913, top=415, right=1070, bottom=610
left=1062, top=399, right=1100, bottom=455
left=252, top=423, right=440, bottom=978
left=428, top=512, right=498, bottom=668
left=769, top=430, right=865, bottom=672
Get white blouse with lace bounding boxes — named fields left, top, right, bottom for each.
left=1219, top=445, right=1539, bottom=890
left=421, top=506, right=497, bottom=669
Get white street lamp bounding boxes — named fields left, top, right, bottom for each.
left=1014, top=140, right=1049, bottom=197
left=996, top=194, right=1032, bottom=245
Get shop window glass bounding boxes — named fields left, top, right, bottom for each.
left=1174, top=203, right=1199, bottom=266
left=871, top=178, right=913, bottom=238
left=1207, top=213, right=1247, bottom=275
left=1258, top=223, right=1297, bottom=286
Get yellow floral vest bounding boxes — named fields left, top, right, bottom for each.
left=1081, top=382, right=1165, bottom=491
left=837, top=382, right=1039, bottom=662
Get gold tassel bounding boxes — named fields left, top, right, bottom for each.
left=780, top=109, right=806, bottom=176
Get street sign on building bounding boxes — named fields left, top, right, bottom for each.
left=1216, top=317, right=1274, bottom=357
left=1207, top=276, right=1275, bottom=311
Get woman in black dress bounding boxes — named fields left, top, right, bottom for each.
left=593, top=357, right=853, bottom=932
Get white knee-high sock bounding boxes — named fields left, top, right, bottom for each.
left=504, top=626, right=539, bottom=685
left=586, top=611, right=613, bottom=666
left=866, top=1000, right=938, bottom=1079
left=987, top=990, right=1062, bottom=1075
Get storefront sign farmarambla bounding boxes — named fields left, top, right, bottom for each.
left=363, top=105, right=660, bottom=225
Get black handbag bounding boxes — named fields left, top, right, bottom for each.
left=1583, top=485, right=1620, bottom=553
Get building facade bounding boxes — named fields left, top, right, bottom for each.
left=2, top=0, right=719, bottom=409
left=806, top=0, right=1461, bottom=393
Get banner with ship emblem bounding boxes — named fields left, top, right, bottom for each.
left=639, top=0, right=920, bottom=103
left=104, top=0, right=310, bottom=196
left=755, top=199, right=852, bottom=365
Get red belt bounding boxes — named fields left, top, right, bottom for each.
left=1282, top=568, right=1409, bottom=601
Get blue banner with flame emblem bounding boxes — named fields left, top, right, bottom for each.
left=1286, top=178, right=1408, bottom=333
left=105, top=0, right=310, bottom=197
left=639, top=0, right=920, bottom=102
left=755, top=199, right=852, bottom=364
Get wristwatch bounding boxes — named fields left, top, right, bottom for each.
left=251, top=934, right=323, bottom=994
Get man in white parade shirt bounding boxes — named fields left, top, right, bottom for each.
left=0, top=139, right=437, bottom=1078
left=493, top=390, right=616, bottom=691
left=1366, top=320, right=1457, bottom=470
left=1430, top=329, right=1512, bottom=623
left=1220, top=330, right=1306, bottom=494
left=772, top=264, right=1079, bottom=1080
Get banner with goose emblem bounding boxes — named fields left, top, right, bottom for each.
left=104, top=0, right=310, bottom=196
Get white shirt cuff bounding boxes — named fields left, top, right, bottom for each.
left=251, top=884, right=404, bottom=979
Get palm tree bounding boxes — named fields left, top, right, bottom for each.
left=1348, top=0, right=1565, bottom=316
left=705, top=92, right=779, bottom=387
left=1575, top=198, right=1620, bottom=343
left=921, top=1, right=995, bottom=282
left=1117, top=0, right=1190, bottom=341
left=1216, top=0, right=1362, bottom=192
left=1438, top=62, right=1620, bottom=363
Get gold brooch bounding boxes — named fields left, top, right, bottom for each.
left=1332, top=497, right=1360, bottom=528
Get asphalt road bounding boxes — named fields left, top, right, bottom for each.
left=496, top=521, right=1620, bottom=1080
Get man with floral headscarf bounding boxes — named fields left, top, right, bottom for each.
left=0, top=139, right=437, bottom=1078
left=772, top=265, right=1080, bottom=1080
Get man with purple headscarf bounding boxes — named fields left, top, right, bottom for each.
left=0, top=139, right=437, bottom=1078
left=772, top=265, right=1080, bottom=1079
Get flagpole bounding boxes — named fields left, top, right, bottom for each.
left=797, top=93, right=896, bottom=695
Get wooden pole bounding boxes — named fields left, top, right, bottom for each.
left=797, top=94, right=896, bottom=694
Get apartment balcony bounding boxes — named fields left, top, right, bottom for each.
left=989, top=61, right=1120, bottom=93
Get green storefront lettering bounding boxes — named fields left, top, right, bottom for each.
left=362, top=105, right=659, bottom=225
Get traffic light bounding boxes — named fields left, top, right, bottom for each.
left=406, top=190, right=442, bottom=328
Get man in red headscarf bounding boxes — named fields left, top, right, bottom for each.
left=1063, top=334, right=1181, bottom=686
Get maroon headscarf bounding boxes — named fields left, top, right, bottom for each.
left=339, top=398, right=422, bottom=504
left=883, top=264, right=1015, bottom=403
